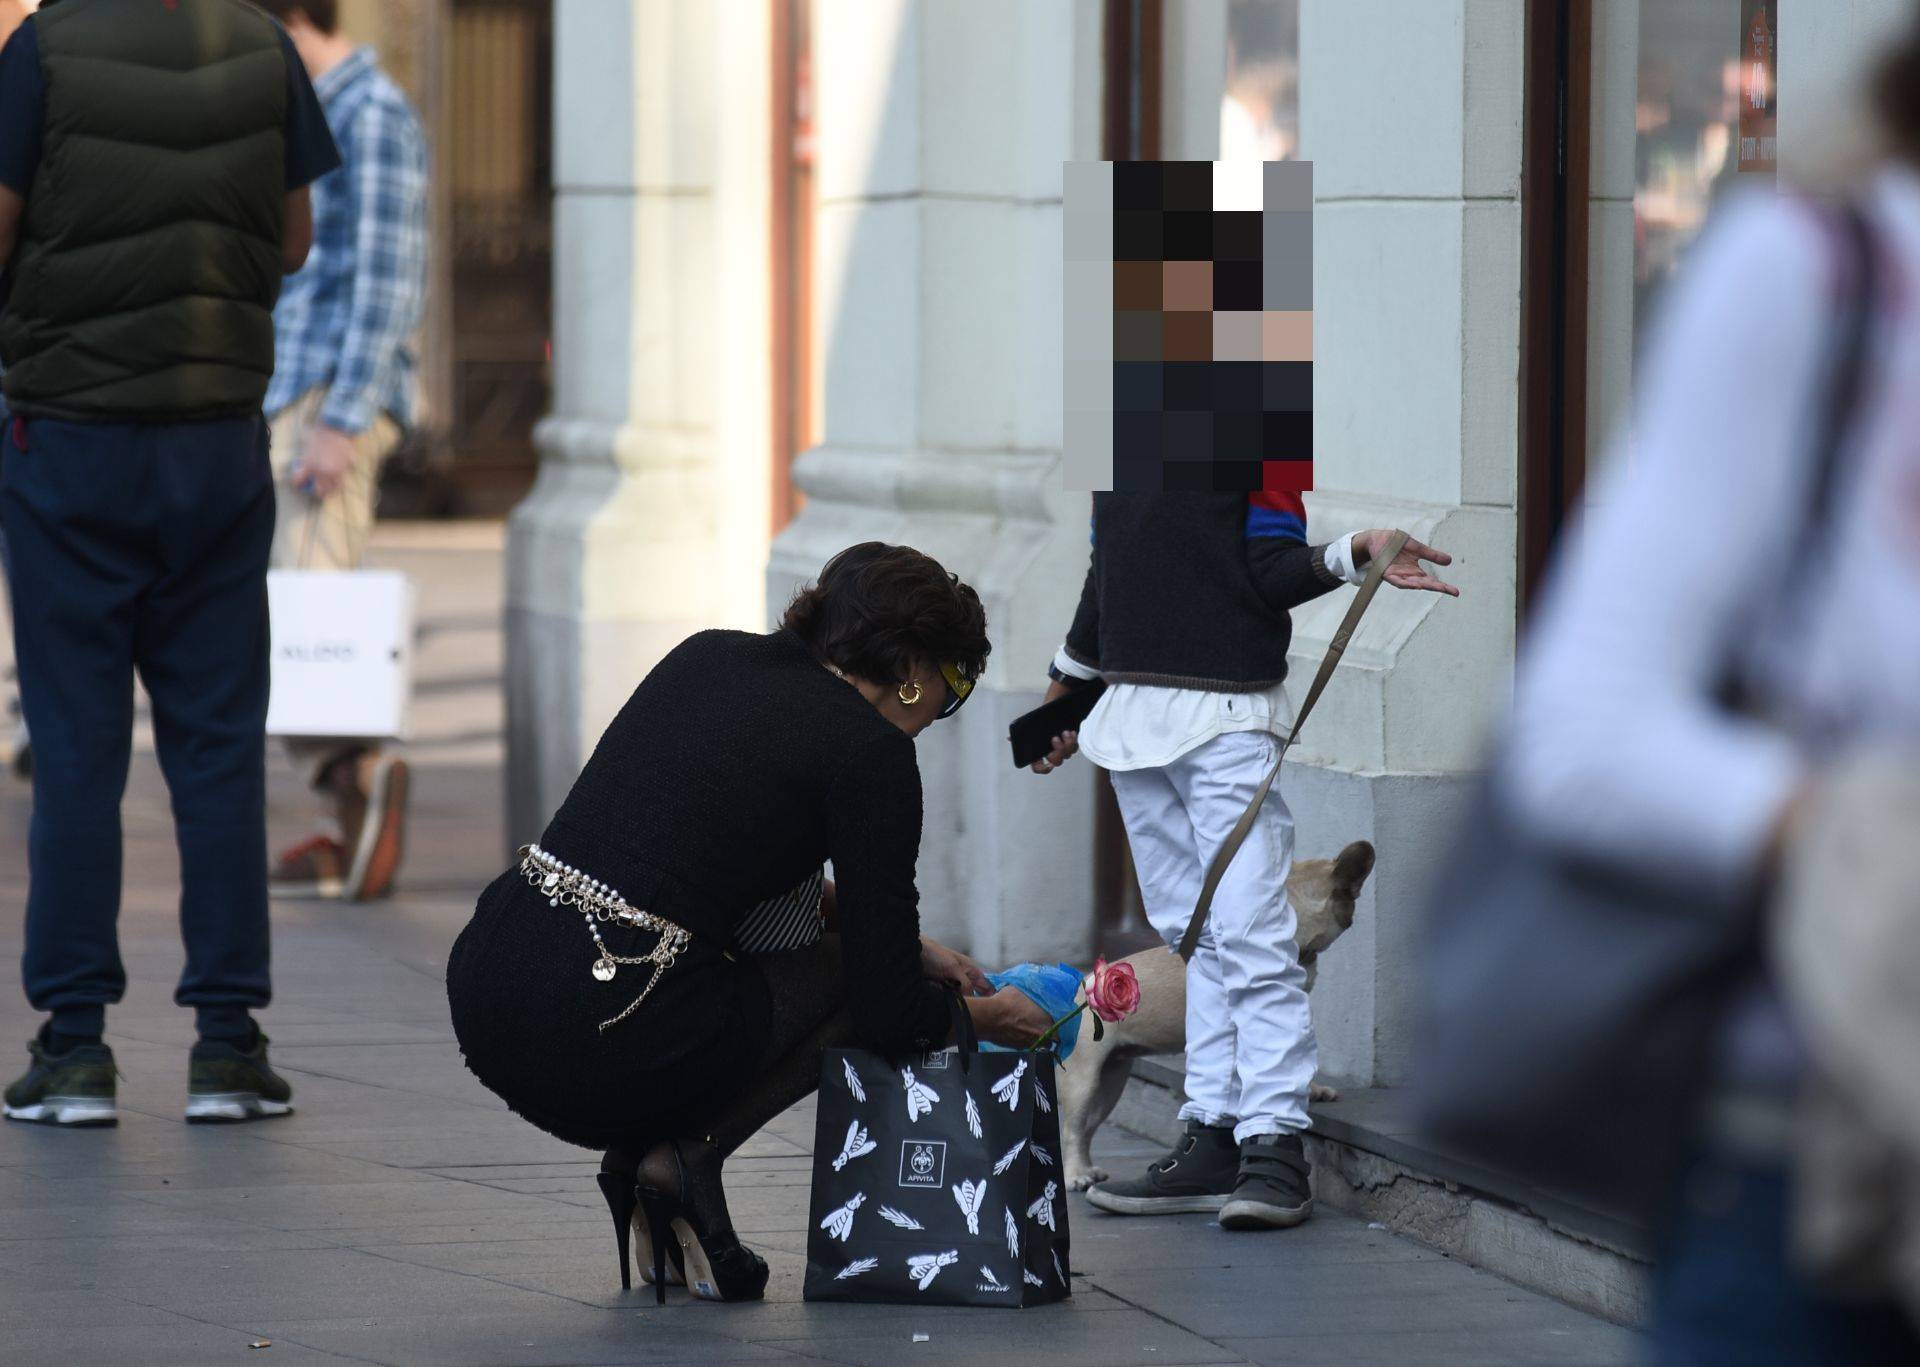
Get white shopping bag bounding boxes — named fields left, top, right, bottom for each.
left=265, top=570, right=416, bottom=739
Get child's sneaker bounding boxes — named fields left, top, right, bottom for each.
left=186, top=1031, right=294, bottom=1123
left=1085, top=1120, right=1240, bottom=1215
left=3, top=1033, right=118, bottom=1127
left=1219, top=1132, right=1314, bottom=1229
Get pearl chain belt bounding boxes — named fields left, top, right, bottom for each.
left=517, top=843, right=693, bottom=1032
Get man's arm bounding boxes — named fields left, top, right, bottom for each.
left=317, top=94, right=428, bottom=436
left=0, top=183, right=21, bottom=271
left=283, top=187, right=313, bottom=274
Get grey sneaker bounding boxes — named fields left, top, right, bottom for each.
left=186, top=1032, right=294, bottom=1123
left=1219, top=1132, right=1314, bottom=1230
left=1085, top=1120, right=1240, bottom=1215
left=3, top=1034, right=118, bottom=1127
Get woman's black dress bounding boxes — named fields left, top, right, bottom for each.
left=446, top=628, right=953, bottom=1149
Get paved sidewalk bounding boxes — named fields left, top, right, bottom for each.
left=0, top=526, right=1638, bottom=1366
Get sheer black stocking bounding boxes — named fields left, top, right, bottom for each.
left=648, top=935, right=855, bottom=1237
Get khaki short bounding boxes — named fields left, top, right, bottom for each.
left=267, top=388, right=401, bottom=574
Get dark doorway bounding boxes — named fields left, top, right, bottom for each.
left=396, top=0, right=554, bottom=519
left=1091, top=0, right=1164, bottom=957
left=1517, top=0, right=1593, bottom=614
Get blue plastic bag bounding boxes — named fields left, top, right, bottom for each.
left=981, top=961, right=1085, bottom=1062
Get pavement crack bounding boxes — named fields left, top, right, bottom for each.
left=1078, top=1275, right=1257, bottom=1364
left=101, top=1287, right=392, bottom=1366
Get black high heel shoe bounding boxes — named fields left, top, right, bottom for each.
left=636, top=1140, right=770, bottom=1303
left=597, top=1149, right=683, bottom=1298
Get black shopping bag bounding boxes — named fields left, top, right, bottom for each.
left=803, top=1044, right=1071, bottom=1306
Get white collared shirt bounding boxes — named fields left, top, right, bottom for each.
left=1053, top=533, right=1367, bottom=772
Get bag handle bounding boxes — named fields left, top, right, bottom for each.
left=943, top=983, right=980, bottom=1072
left=1177, top=530, right=1408, bottom=962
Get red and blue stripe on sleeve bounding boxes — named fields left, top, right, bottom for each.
left=1245, top=489, right=1307, bottom=544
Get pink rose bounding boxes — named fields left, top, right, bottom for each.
left=1085, top=957, right=1142, bottom=1024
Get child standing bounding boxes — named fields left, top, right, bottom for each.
left=1034, top=490, right=1455, bottom=1228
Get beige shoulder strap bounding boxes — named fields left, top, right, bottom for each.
left=1176, top=531, right=1408, bottom=962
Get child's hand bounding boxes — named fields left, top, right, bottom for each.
left=1030, top=680, right=1082, bottom=773
left=1030, top=729, right=1078, bottom=774
left=1356, top=529, right=1461, bottom=597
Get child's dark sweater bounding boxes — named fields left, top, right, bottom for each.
left=1063, top=491, right=1343, bottom=691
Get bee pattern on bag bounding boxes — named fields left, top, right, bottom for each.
left=1003, top=1206, right=1020, bottom=1259
left=964, top=1090, right=983, bottom=1139
left=1033, top=1081, right=1053, bottom=1114
left=835, top=1257, right=880, bottom=1281
left=902, top=1067, right=940, bottom=1122
left=832, top=1119, right=877, bottom=1171
left=992, top=1140, right=1027, bottom=1176
left=819, top=1192, right=865, bottom=1242
left=990, top=1059, right=1027, bottom=1110
left=1027, top=1180, right=1059, bottom=1232
left=1052, top=1247, right=1067, bottom=1287
left=1023, top=1267, right=1046, bottom=1287
left=906, top=1250, right=959, bottom=1290
left=1031, top=1142, right=1055, bottom=1168
left=877, top=1204, right=925, bottom=1230
left=843, top=1057, right=866, bottom=1102
left=977, top=1265, right=1009, bottom=1293
left=951, top=1178, right=985, bottom=1235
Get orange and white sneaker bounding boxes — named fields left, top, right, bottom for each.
left=271, top=835, right=351, bottom=900
left=344, top=756, right=411, bottom=901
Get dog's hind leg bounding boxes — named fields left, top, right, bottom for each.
left=1063, top=1047, right=1141, bottom=1191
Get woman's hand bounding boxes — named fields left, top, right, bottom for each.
left=1029, top=679, right=1082, bottom=774
left=966, top=986, right=1055, bottom=1049
left=1354, top=529, right=1461, bottom=597
left=920, top=935, right=991, bottom=996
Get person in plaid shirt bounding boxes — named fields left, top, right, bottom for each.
left=257, top=1, right=428, bottom=903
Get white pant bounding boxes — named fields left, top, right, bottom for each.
left=1109, top=730, right=1315, bottom=1141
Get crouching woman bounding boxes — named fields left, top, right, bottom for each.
left=447, top=543, right=1050, bottom=1302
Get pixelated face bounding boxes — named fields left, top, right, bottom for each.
left=1064, top=161, right=1313, bottom=494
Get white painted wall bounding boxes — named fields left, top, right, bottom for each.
left=770, top=0, right=1107, bottom=966
left=506, top=0, right=771, bottom=845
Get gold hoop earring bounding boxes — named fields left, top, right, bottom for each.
left=897, top=680, right=923, bottom=707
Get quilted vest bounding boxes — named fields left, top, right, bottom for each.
left=0, top=0, right=288, bottom=420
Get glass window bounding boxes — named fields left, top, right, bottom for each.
left=1633, top=1, right=1774, bottom=348
left=1220, top=0, right=1300, bottom=162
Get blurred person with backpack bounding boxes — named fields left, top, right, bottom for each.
left=1448, top=17, right=1920, bottom=1363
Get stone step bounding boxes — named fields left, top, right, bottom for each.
left=1115, top=1057, right=1650, bottom=1326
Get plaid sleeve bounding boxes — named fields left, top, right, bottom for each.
left=318, top=92, right=429, bottom=435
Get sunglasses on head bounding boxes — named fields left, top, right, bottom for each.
left=936, top=662, right=975, bottom=719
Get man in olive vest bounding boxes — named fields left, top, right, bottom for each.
left=0, top=0, right=341, bottom=1127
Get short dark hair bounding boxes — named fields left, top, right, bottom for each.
left=253, top=1, right=339, bottom=35
left=781, top=542, right=990, bottom=689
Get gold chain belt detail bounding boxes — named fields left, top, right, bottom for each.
left=518, top=844, right=693, bottom=1032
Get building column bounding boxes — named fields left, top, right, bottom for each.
left=1264, top=0, right=1526, bottom=1087
left=507, top=0, right=771, bottom=846
left=768, top=0, right=1107, bottom=965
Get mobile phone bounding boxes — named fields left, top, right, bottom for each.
left=1007, top=680, right=1107, bottom=769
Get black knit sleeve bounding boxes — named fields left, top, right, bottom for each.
left=822, top=729, right=952, bottom=1057
left=1063, top=556, right=1100, bottom=669
left=1247, top=538, right=1343, bottom=617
